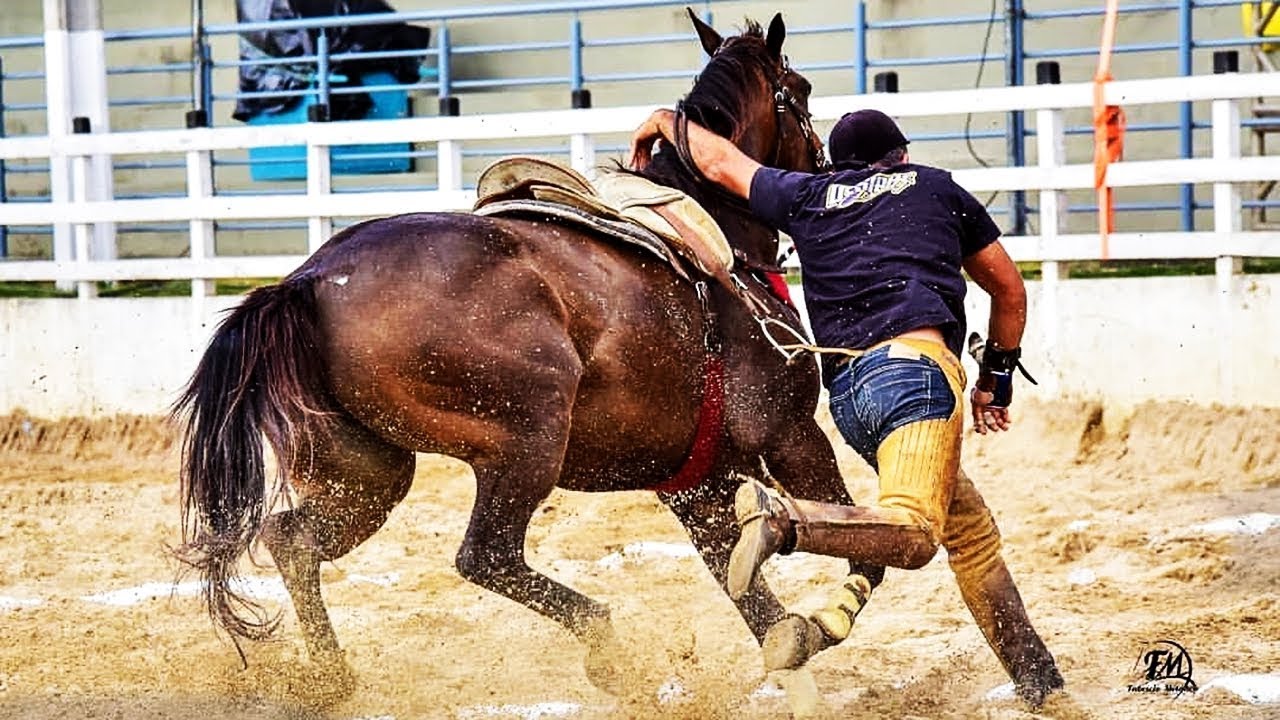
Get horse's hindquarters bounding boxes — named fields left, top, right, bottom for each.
left=301, top=213, right=707, bottom=487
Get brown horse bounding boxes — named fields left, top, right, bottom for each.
left=173, top=9, right=883, bottom=692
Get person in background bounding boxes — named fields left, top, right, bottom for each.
left=630, top=107, right=1064, bottom=708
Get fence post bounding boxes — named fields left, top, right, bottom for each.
left=1178, top=0, right=1195, bottom=230
left=70, top=116, right=96, bottom=299
left=306, top=139, right=333, bottom=253
left=1211, top=51, right=1242, bottom=404
left=854, top=1, right=868, bottom=95
left=308, top=29, right=332, bottom=123
left=186, top=139, right=215, bottom=299
left=43, top=0, right=76, bottom=290
left=305, top=26, right=334, bottom=252
left=0, top=55, right=7, bottom=258
left=187, top=0, right=209, bottom=128
left=1005, top=0, right=1027, bottom=236
left=436, top=108, right=463, bottom=197
left=1035, top=61, right=1066, bottom=395
left=437, top=23, right=459, bottom=116
left=569, top=15, right=595, bottom=176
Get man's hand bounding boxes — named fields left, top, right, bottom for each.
left=629, top=109, right=675, bottom=171
left=967, top=332, right=1021, bottom=435
left=970, top=383, right=1012, bottom=434
left=627, top=108, right=761, bottom=198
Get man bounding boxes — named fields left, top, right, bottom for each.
left=629, top=108, right=1064, bottom=708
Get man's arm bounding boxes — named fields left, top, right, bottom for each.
left=961, top=241, right=1027, bottom=434
left=629, top=109, right=762, bottom=199
left=963, top=241, right=1026, bottom=352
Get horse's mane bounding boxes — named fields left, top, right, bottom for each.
left=679, top=20, right=770, bottom=139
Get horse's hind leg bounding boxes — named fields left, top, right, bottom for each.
left=260, top=413, right=415, bottom=680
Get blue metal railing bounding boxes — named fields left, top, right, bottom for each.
left=1, top=0, right=1277, bottom=257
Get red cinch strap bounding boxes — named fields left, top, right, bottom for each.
left=763, top=271, right=793, bottom=305
left=649, top=354, right=725, bottom=494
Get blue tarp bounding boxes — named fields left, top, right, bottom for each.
left=233, top=0, right=431, bottom=122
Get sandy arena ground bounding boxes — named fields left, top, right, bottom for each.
left=0, top=400, right=1277, bottom=719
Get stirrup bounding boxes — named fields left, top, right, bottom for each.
left=727, top=480, right=792, bottom=600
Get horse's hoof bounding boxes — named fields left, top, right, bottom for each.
left=762, top=614, right=830, bottom=672
left=772, top=667, right=829, bottom=719
left=296, top=652, right=357, bottom=706
left=319, top=661, right=358, bottom=700
left=580, top=618, right=638, bottom=697
left=583, top=652, right=625, bottom=696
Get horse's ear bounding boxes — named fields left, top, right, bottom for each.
left=687, top=7, right=723, bottom=56
left=765, top=13, right=786, bottom=59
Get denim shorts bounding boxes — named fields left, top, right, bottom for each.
left=828, top=341, right=959, bottom=470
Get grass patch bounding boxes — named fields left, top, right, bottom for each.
left=0, top=278, right=281, bottom=298
left=1016, top=258, right=1280, bottom=281
left=0, top=282, right=76, bottom=298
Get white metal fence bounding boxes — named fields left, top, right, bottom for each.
left=1, top=71, right=1279, bottom=413
left=0, top=70, right=1278, bottom=299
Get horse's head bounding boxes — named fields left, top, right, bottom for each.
left=650, top=10, right=822, bottom=267
left=682, top=10, right=825, bottom=174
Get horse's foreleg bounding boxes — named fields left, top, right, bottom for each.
left=458, top=449, right=630, bottom=694
left=754, top=421, right=888, bottom=670
left=660, top=483, right=787, bottom=642
left=761, top=421, right=886, bottom=589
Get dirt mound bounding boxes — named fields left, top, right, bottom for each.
left=1114, top=402, right=1280, bottom=481
left=0, top=412, right=176, bottom=460
left=0, top=412, right=178, bottom=484
left=963, top=400, right=1280, bottom=485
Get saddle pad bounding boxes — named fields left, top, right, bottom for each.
left=473, top=199, right=691, bottom=283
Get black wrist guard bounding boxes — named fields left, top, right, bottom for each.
left=978, top=346, right=1021, bottom=408
left=980, top=345, right=1022, bottom=375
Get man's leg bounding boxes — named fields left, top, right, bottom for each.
left=733, top=412, right=960, bottom=670
left=730, top=339, right=970, bottom=670
left=729, top=340, right=965, bottom=599
left=943, top=468, right=1063, bottom=707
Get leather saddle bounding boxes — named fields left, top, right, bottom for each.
left=473, top=156, right=738, bottom=290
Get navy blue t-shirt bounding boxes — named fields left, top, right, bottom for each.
left=749, top=163, right=1001, bottom=384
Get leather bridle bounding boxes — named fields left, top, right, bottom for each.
left=767, top=55, right=827, bottom=172
left=672, top=50, right=826, bottom=195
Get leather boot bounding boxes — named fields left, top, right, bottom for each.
left=958, top=560, right=1064, bottom=708
left=727, top=478, right=941, bottom=600
left=726, top=479, right=797, bottom=600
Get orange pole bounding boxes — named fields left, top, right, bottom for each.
left=1093, top=0, right=1122, bottom=260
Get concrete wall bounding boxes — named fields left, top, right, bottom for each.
left=3, top=275, right=1277, bottom=418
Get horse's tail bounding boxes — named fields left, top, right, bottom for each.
left=170, top=276, right=333, bottom=643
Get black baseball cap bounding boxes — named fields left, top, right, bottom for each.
left=827, top=109, right=910, bottom=166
